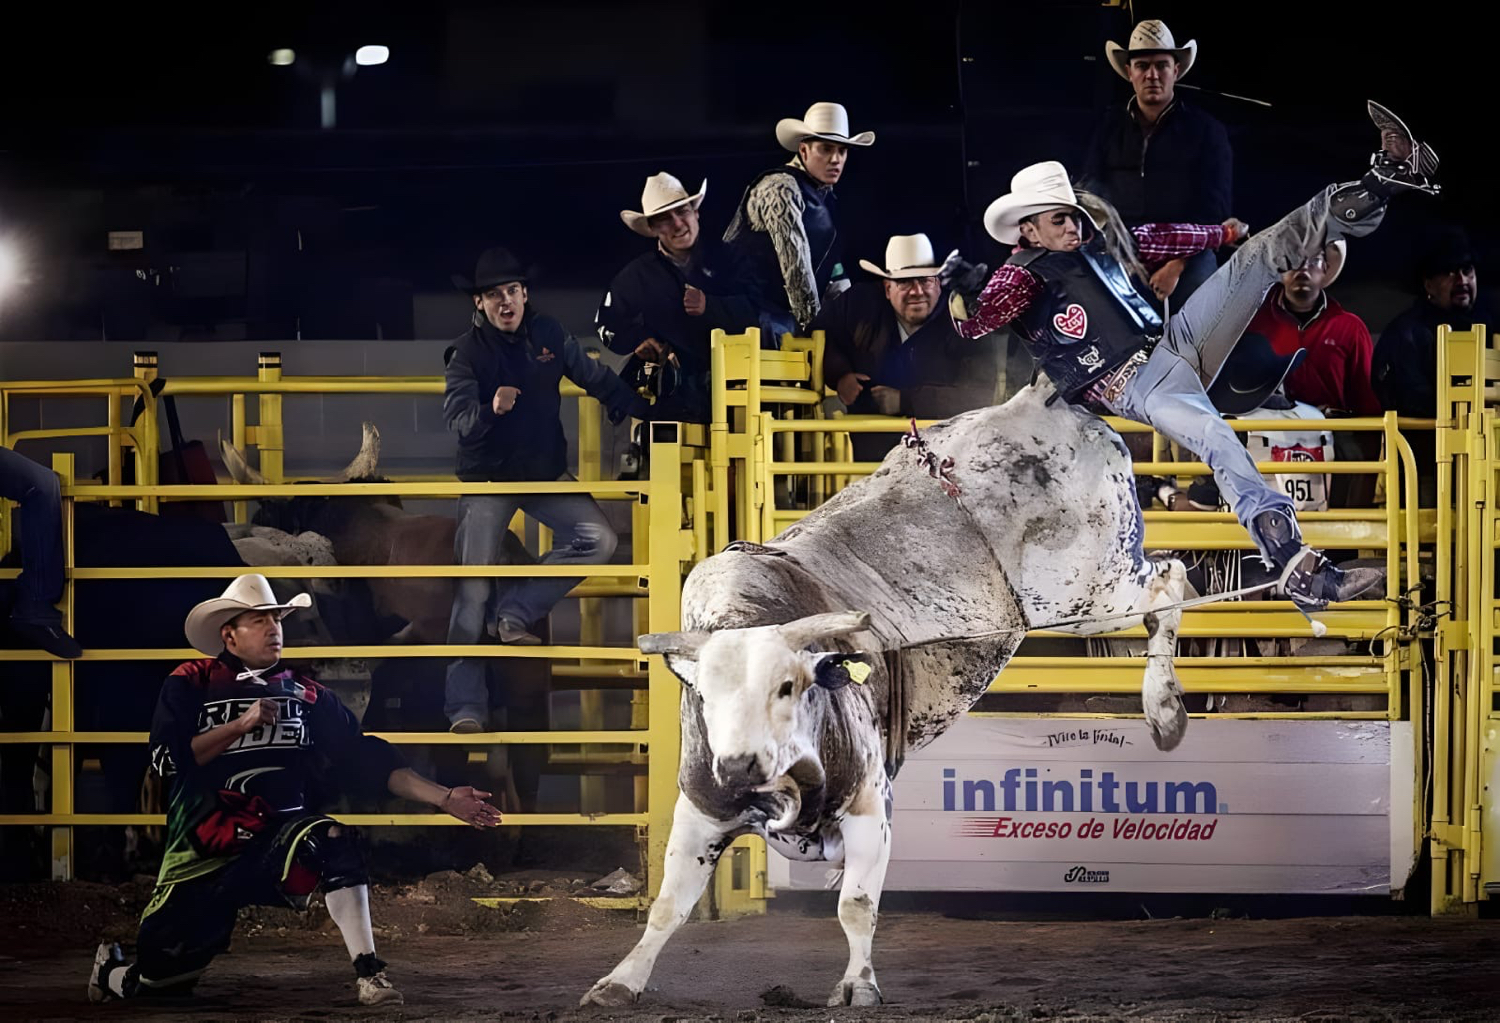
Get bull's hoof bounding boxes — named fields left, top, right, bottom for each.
left=1146, top=696, right=1189, bottom=752
left=827, top=978, right=883, bottom=1007
left=579, top=979, right=639, bottom=1008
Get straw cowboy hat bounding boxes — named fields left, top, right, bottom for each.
left=775, top=102, right=876, bottom=152
left=620, top=173, right=708, bottom=237
left=983, top=161, right=1100, bottom=245
left=184, top=574, right=312, bottom=657
left=858, top=234, right=956, bottom=280
left=1105, top=20, right=1197, bottom=81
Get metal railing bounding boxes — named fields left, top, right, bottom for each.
left=5, top=322, right=1492, bottom=915
left=0, top=353, right=701, bottom=910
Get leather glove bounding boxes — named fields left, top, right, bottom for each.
left=939, top=251, right=990, bottom=303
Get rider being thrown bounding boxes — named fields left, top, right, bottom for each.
left=947, top=102, right=1438, bottom=614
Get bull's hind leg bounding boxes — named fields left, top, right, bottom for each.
left=580, top=794, right=733, bottom=1007
left=1139, top=559, right=1188, bottom=752
left=828, top=774, right=892, bottom=1008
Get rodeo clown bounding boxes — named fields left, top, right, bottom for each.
left=949, top=102, right=1437, bottom=614
left=88, top=575, right=502, bottom=1006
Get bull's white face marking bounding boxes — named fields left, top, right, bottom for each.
left=694, top=627, right=818, bottom=787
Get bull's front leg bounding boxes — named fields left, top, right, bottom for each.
left=827, top=774, right=892, bottom=1008
left=580, top=794, right=734, bottom=1007
left=1140, top=558, right=1188, bottom=752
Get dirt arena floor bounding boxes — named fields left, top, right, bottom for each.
left=3, top=874, right=1497, bottom=1022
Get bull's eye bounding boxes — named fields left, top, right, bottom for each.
left=777, top=680, right=796, bottom=699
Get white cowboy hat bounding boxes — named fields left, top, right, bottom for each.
left=983, top=161, right=1099, bottom=245
left=1105, top=20, right=1197, bottom=81
left=184, top=573, right=311, bottom=657
left=775, top=102, right=876, bottom=152
left=620, top=172, right=708, bottom=238
left=858, top=233, right=956, bottom=280
left=1323, top=239, right=1347, bottom=288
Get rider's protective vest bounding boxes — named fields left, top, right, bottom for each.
left=1008, top=239, right=1162, bottom=401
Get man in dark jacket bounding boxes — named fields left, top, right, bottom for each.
left=816, top=233, right=1000, bottom=462
left=1373, top=226, right=1490, bottom=418
left=1083, top=19, right=1233, bottom=307
left=1372, top=226, right=1491, bottom=502
left=597, top=172, right=756, bottom=423
left=443, top=247, right=645, bottom=733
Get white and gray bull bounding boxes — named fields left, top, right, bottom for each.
left=582, top=386, right=1188, bottom=1008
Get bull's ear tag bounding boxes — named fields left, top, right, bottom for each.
left=844, top=660, right=872, bottom=684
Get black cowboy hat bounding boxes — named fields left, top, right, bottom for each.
left=1414, top=225, right=1477, bottom=282
left=1206, top=333, right=1307, bottom=416
left=451, top=247, right=534, bottom=293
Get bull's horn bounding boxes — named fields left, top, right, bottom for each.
left=778, top=611, right=871, bottom=650
left=335, top=422, right=381, bottom=482
left=219, top=435, right=268, bottom=485
left=638, top=631, right=710, bottom=657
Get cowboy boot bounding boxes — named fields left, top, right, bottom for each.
left=1330, top=101, right=1441, bottom=225
left=1249, top=509, right=1385, bottom=614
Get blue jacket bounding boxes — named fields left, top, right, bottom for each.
left=445, top=312, right=636, bottom=481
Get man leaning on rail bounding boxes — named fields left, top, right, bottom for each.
left=443, top=247, right=649, bottom=734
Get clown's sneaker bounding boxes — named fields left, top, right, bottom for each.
left=87, top=942, right=126, bottom=1003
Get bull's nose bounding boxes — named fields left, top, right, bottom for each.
left=716, top=753, right=767, bottom=786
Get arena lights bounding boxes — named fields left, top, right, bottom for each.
left=267, top=44, right=390, bottom=129
left=354, top=45, right=389, bottom=67
left=0, top=240, right=21, bottom=301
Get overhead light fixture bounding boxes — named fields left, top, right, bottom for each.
left=268, top=48, right=296, bottom=66
left=354, top=45, right=389, bottom=67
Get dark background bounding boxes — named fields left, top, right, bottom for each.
left=0, top=0, right=1486, bottom=342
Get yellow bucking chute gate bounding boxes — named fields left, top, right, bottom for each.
left=0, top=326, right=1492, bottom=916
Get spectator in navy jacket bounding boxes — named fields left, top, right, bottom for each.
left=596, top=173, right=756, bottom=423
left=1083, top=19, right=1234, bottom=308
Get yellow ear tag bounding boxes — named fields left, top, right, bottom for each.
left=844, top=660, right=872, bottom=685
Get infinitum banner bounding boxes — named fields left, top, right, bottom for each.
left=779, top=718, right=1415, bottom=894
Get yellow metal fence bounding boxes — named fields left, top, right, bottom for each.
left=2, top=323, right=1496, bottom=916
left=0, top=355, right=700, bottom=910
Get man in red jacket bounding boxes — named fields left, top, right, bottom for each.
left=1242, top=240, right=1382, bottom=416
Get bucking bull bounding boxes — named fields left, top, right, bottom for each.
left=583, top=386, right=1189, bottom=1008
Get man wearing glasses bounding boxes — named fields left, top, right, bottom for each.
left=814, top=233, right=1000, bottom=462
